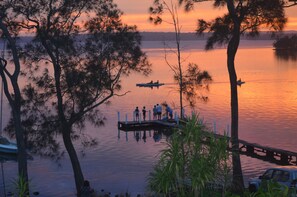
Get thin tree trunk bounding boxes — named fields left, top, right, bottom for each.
left=225, top=0, right=244, bottom=193
left=227, top=21, right=244, bottom=195
left=62, top=126, right=84, bottom=196
left=51, top=56, right=84, bottom=196
left=0, top=19, right=29, bottom=195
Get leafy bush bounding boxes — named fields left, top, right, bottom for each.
left=148, top=114, right=230, bottom=196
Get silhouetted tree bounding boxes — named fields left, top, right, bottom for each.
left=177, top=0, right=289, bottom=194
left=3, top=0, right=151, bottom=196
left=273, top=34, right=297, bottom=50
left=149, top=0, right=212, bottom=118
left=0, top=8, right=29, bottom=195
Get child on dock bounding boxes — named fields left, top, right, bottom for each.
left=134, top=107, right=139, bottom=121
left=153, top=105, right=157, bottom=120
left=142, top=106, right=147, bottom=121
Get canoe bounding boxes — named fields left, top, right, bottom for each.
left=136, top=82, right=165, bottom=87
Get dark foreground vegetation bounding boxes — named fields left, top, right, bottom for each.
left=273, top=35, right=297, bottom=50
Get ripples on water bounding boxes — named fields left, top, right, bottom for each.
left=1, top=40, right=297, bottom=196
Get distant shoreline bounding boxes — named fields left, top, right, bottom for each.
left=140, top=31, right=297, bottom=41
left=0, top=31, right=296, bottom=46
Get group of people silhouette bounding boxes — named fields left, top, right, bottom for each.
left=134, top=103, right=173, bottom=121
left=134, top=106, right=147, bottom=121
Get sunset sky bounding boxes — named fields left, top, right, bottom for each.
left=114, top=0, right=297, bottom=32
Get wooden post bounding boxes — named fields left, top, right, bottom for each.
left=149, top=110, right=151, bottom=121
left=125, top=114, right=128, bottom=124
left=281, top=154, right=289, bottom=164
left=266, top=150, right=274, bottom=160
left=246, top=145, right=254, bottom=154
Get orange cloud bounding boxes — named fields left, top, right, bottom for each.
left=286, top=17, right=297, bottom=31
left=121, top=9, right=227, bottom=32
left=121, top=9, right=297, bottom=32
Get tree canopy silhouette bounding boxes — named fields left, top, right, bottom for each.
left=0, top=10, right=29, bottom=195
left=2, top=0, right=151, bottom=195
left=155, top=0, right=290, bottom=194
left=149, top=0, right=212, bottom=118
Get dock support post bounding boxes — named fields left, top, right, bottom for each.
left=125, top=114, right=128, bottom=124
left=266, top=150, right=274, bottom=160
left=246, top=145, right=254, bottom=154
left=149, top=110, right=151, bottom=121
left=117, top=111, right=120, bottom=122
left=281, top=154, right=289, bottom=164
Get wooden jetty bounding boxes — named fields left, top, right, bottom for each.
left=117, top=111, right=297, bottom=165
left=237, top=139, right=297, bottom=165
left=211, top=133, right=297, bottom=165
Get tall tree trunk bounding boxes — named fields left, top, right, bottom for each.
left=227, top=16, right=244, bottom=195
left=12, top=92, right=29, bottom=190
left=51, top=56, right=84, bottom=196
left=0, top=19, right=29, bottom=195
left=62, top=126, right=84, bottom=196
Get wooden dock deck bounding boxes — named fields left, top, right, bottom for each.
left=118, top=118, right=297, bottom=165
left=238, top=139, right=297, bottom=165
left=118, top=120, right=178, bottom=131
left=211, top=133, right=297, bottom=165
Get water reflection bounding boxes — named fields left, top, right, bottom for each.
left=274, top=49, right=297, bottom=62
left=118, top=129, right=172, bottom=143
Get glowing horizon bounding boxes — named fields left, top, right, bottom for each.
left=115, top=0, right=297, bottom=32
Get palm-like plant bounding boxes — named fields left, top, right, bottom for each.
left=148, top=114, right=230, bottom=196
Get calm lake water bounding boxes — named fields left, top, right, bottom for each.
left=1, top=39, right=297, bottom=196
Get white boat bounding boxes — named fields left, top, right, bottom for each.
left=0, top=136, right=18, bottom=154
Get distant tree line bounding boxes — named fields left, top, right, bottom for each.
left=273, top=35, right=297, bottom=50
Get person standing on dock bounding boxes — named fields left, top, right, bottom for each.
left=134, top=107, right=139, bottom=121
left=165, top=104, right=173, bottom=119
left=142, top=106, right=147, bottom=121
left=153, top=105, right=157, bottom=120
left=156, top=104, right=162, bottom=120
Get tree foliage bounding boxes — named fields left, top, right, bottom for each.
left=174, top=63, right=212, bottom=107
left=175, top=0, right=288, bottom=194
left=3, top=0, right=151, bottom=195
left=195, top=0, right=287, bottom=50
left=150, top=0, right=212, bottom=117
left=149, top=115, right=230, bottom=196
left=0, top=6, right=29, bottom=194
left=273, top=34, right=297, bottom=50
